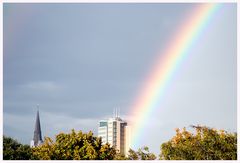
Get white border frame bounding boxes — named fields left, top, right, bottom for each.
left=1, top=0, right=238, bottom=162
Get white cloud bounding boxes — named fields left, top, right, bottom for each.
left=3, top=113, right=34, bottom=144
left=41, top=111, right=100, bottom=139
left=4, top=113, right=33, bottom=133
left=20, top=81, right=61, bottom=92
left=3, top=111, right=102, bottom=144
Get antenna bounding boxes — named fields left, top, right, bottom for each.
left=114, top=107, right=117, bottom=118
left=117, top=107, right=119, bottom=118
left=118, top=107, right=119, bottom=118
left=113, top=108, right=114, bottom=118
left=115, top=107, right=118, bottom=118
left=119, top=107, right=120, bottom=118
left=116, top=107, right=118, bottom=118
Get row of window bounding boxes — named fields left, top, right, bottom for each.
left=98, top=133, right=107, bottom=136
left=98, top=130, right=107, bottom=133
left=99, top=126, right=107, bottom=129
left=99, top=122, right=108, bottom=127
left=99, top=129, right=107, bottom=132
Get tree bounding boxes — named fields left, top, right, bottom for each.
left=159, top=125, right=237, bottom=160
left=113, top=151, right=128, bottom=160
left=127, top=148, right=139, bottom=160
left=3, top=136, right=33, bottom=160
left=32, top=129, right=116, bottom=160
left=127, top=146, right=156, bottom=160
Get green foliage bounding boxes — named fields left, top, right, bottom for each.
left=159, top=125, right=237, bottom=160
left=127, top=146, right=156, bottom=160
left=113, top=150, right=128, bottom=160
left=5, top=125, right=235, bottom=160
left=32, top=129, right=116, bottom=160
left=3, top=136, right=33, bottom=160
left=127, top=148, right=139, bottom=160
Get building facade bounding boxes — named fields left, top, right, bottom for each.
left=98, top=112, right=130, bottom=155
left=98, top=120, right=108, bottom=144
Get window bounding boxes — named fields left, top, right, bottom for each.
left=99, top=122, right=108, bottom=127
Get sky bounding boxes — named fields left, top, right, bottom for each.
left=3, top=3, right=237, bottom=155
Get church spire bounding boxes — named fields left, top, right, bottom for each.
left=31, top=106, right=43, bottom=147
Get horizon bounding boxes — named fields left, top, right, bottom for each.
left=3, top=3, right=237, bottom=155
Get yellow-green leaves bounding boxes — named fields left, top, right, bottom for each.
left=32, top=129, right=116, bottom=160
left=159, top=125, right=237, bottom=160
left=127, top=147, right=156, bottom=160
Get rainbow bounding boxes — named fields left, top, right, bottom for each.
left=129, top=3, right=222, bottom=149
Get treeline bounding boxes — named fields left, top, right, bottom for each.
left=3, top=125, right=237, bottom=160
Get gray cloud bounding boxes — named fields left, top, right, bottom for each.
left=3, top=3, right=237, bottom=154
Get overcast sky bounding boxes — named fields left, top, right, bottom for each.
left=3, top=3, right=236, bottom=154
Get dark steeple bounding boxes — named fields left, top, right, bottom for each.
left=33, top=109, right=43, bottom=146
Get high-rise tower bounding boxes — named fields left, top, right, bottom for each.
left=30, top=108, right=43, bottom=147
left=98, top=108, right=131, bottom=155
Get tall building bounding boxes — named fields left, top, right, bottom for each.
left=98, top=120, right=108, bottom=144
left=30, top=110, right=43, bottom=147
left=98, top=109, right=131, bottom=155
left=124, top=125, right=131, bottom=154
